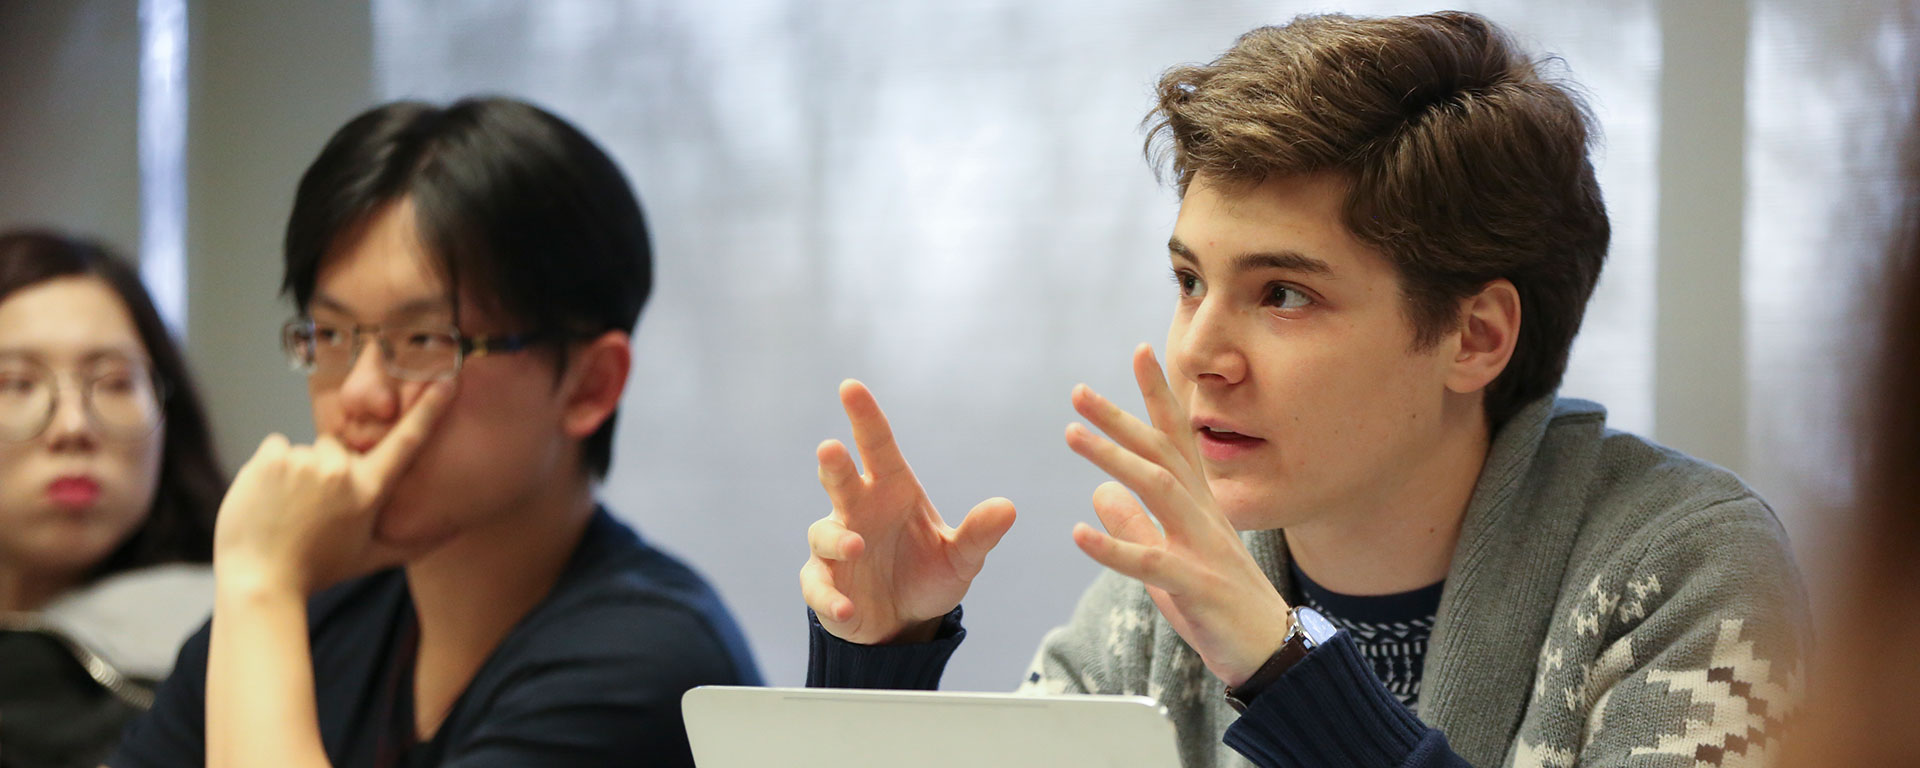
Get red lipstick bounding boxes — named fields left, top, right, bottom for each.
left=47, top=476, right=101, bottom=509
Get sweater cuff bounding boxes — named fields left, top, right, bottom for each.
left=1222, top=631, right=1433, bottom=768
left=805, top=606, right=965, bottom=690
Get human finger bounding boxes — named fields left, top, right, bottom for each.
left=808, top=515, right=865, bottom=561
left=1064, top=422, right=1198, bottom=539
left=1090, top=481, right=1165, bottom=547
left=1071, top=384, right=1194, bottom=487
left=948, top=497, right=1016, bottom=579
left=313, top=434, right=356, bottom=469
left=800, top=556, right=855, bottom=623
left=838, top=379, right=910, bottom=480
left=1131, top=344, right=1202, bottom=474
left=245, top=433, right=291, bottom=467
left=816, top=439, right=864, bottom=511
left=356, top=380, right=455, bottom=499
left=1071, top=522, right=1190, bottom=594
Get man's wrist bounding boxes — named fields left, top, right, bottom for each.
left=214, top=557, right=305, bottom=602
left=884, top=615, right=946, bottom=645
left=1224, top=606, right=1338, bottom=713
left=1227, top=610, right=1298, bottom=687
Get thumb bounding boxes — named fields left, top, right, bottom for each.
left=949, top=497, right=1016, bottom=578
left=354, top=380, right=455, bottom=503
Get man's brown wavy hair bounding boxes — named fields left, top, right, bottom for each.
left=1146, top=11, right=1611, bottom=425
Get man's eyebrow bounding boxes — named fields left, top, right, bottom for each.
left=309, top=293, right=452, bottom=319
left=1167, top=238, right=1334, bottom=277
left=1169, top=239, right=1201, bottom=267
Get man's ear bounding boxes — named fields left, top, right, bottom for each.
left=1445, top=279, right=1521, bottom=395
left=560, top=330, right=632, bottom=440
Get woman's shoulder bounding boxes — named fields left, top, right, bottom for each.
left=42, top=563, right=215, bottom=680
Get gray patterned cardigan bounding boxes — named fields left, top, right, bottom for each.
left=1011, top=396, right=1805, bottom=767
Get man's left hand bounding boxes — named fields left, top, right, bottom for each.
left=1065, top=343, right=1293, bottom=687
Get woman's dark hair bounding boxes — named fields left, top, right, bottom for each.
left=281, top=96, right=653, bottom=479
left=0, top=230, right=223, bottom=574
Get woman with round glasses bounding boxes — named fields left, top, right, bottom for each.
left=0, top=229, right=225, bottom=768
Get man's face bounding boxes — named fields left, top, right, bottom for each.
left=306, top=198, right=574, bottom=551
left=1165, top=172, right=1466, bottom=532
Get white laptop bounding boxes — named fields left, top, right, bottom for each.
left=682, top=686, right=1181, bottom=768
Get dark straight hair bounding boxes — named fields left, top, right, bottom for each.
left=280, top=97, right=653, bottom=478
left=0, top=230, right=223, bottom=574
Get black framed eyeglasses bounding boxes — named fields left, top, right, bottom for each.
left=281, top=318, right=548, bottom=382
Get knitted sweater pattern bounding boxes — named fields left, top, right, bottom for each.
left=1014, top=397, right=1805, bottom=768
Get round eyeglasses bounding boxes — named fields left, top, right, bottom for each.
left=281, top=318, right=546, bottom=383
left=0, top=357, right=167, bottom=443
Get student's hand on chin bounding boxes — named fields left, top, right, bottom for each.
left=800, top=379, right=1017, bottom=645
left=212, top=381, right=454, bottom=598
left=1066, top=344, right=1295, bottom=688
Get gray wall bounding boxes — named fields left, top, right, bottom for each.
left=184, top=0, right=373, bottom=464
left=0, top=0, right=141, bottom=253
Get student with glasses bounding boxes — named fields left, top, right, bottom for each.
left=0, top=230, right=225, bottom=768
left=108, top=97, right=761, bottom=768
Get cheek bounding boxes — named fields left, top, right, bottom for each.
left=0, top=444, right=31, bottom=510
left=94, top=434, right=163, bottom=527
left=393, top=376, right=561, bottom=495
left=1314, top=342, right=1451, bottom=448
left=309, top=384, right=343, bottom=433
left=130, top=429, right=164, bottom=500
left=1248, top=325, right=1419, bottom=439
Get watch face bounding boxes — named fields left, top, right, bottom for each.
left=1294, top=606, right=1339, bottom=645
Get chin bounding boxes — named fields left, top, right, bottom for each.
left=1207, top=477, right=1288, bottom=532
left=372, top=501, right=461, bottom=554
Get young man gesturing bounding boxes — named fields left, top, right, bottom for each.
left=801, top=12, right=1801, bottom=768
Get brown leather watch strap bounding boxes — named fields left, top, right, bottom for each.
left=1223, top=630, right=1311, bottom=713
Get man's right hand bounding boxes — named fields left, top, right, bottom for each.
left=800, top=379, right=1017, bottom=645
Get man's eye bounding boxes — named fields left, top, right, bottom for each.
left=403, top=332, right=453, bottom=350
left=1170, top=269, right=1204, bottom=298
left=312, top=326, right=347, bottom=345
left=1265, top=283, right=1312, bottom=310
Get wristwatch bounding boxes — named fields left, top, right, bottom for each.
left=1223, top=605, right=1338, bottom=713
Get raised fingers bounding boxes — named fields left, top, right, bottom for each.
left=838, top=379, right=911, bottom=481
left=807, top=515, right=865, bottom=561
left=1071, top=384, right=1195, bottom=487
left=1064, top=421, right=1198, bottom=539
left=1071, top=522, right=1190, bottom=594
left=799, top=557, right=854, bottom=623
left=1131, top=344, right=1201, bottom=473
left=1090, top=481, right=1164, bottom=547
left=816, top=439, right=864, bottom=510
left=948, top=497, right=1016, bottom=579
